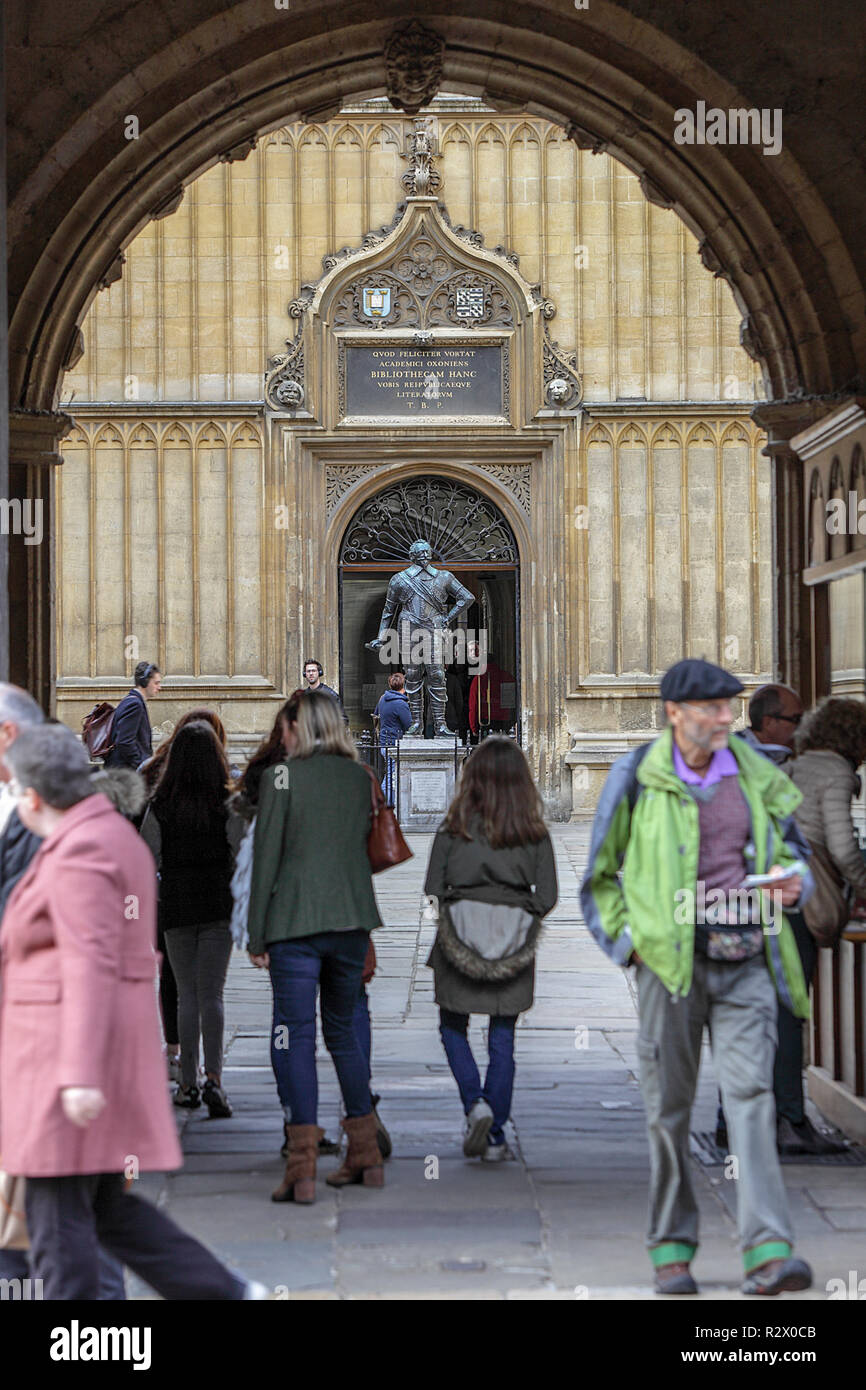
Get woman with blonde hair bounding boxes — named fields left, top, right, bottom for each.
left=247, top=689, right=384, bottom=1202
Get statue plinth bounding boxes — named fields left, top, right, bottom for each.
left=387, top=738, right=469, bottom=830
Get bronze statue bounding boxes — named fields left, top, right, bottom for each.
left=366, top=539, right=473, bottom=736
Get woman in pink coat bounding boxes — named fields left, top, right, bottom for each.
left=0, top=724, right=263, bottom=1300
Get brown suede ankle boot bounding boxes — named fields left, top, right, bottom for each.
left=271, top=1124, right=323, bottom=1203
left=325, top=1113, right=385, bottom=1188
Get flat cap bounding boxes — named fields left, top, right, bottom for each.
left=660, top=658, right=744, bottom=703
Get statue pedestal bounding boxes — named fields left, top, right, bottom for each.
left=387, top=736, right=469, bottom=830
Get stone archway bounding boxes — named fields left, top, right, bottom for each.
left=7, top=5, right=865, bottom=700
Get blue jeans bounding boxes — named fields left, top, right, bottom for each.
left=438, top=1009, right=517, bottom=1144
left=0, top=1240, right=126, bottom=1300
left=380, top=744, right=396, bottom=805
left=268, top=931, right=372, bottom=1125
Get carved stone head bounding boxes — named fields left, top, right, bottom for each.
left=275, top=378, right=304, bottom=408
left=547, top=377, right=571, bottom=406
left=385, top=21, right=445, bottom=116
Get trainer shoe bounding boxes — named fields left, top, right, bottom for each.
left=202, top=1079, right=233, bottom=1119
left=654, top=1262, right=699, bottom=1295
left=741, top=1258, right=812, bottom=1296
left=173, top=1085, right=200, bottom=1109
left=481, top=1138, right=514, bottom=1163
left=462, top=1099, right=494, bottom=1157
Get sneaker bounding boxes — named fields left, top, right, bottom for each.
left=654, top=1262, right=699, bottom=1295
left=741, top=1257, right=812, bottom=1296
left=481, top=1139, right=514, bottom=1163
left=242, top=1280, right=270, bottom=1300
left=318, top=1135, right=341, bottom=1156
left=462, top=1099, right=494, bottom=1157
left=202, top=1079, right=232, bottom=1119
left=173, top=1085, right=200, bottom=1109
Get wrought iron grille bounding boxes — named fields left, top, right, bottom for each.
left=339, top=476, right=518, bottom=564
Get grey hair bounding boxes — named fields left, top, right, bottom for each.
left=0, top=683, right=44, bottom=731
left=5, top=725, right=96, bottom=810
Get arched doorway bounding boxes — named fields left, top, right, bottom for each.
left=338, top=476, right=520, bottom=738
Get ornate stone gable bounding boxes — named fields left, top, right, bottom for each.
left=264, top=138, right=582, bottom=421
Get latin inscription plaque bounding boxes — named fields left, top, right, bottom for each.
left=344, top=344, right=504, bottom=417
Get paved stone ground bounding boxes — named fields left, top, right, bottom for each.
left=131, top=828, right=866, bottom=1300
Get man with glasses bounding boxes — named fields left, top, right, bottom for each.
left=736, top=684, right=846, bottom=1156
left=738, top=684, right=804, bottom=768
left=581, top=658, right=814, bottom=1296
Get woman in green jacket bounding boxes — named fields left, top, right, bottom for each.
left=424, top=737, right=558, bottom=1161
left=246, top=689, right=384, bottom=1203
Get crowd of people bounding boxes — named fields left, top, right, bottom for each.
left=0, top=653, right=863, bottom=1300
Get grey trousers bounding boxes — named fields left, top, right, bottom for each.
left=636, top=954, right=794, bottom=1269
left=164, top=921, right=233, bottom=1090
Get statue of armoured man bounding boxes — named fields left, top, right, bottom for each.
left=366, top=539, right=473, bottom=736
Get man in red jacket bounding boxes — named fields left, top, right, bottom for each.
left=468, top=653, right=517, bottom=737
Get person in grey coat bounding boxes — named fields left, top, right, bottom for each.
left=783, top=696, right=866, bottom=1153
left=424, top=737, right=557, bottom=1161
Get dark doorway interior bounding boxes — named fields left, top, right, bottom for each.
left=339, top=566, right=518, bottom=738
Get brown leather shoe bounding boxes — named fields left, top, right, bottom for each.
left=654, top=1261, right=699, bottom=1295
left=325, top=1113, right=385, bottom=1188
left=272, top=1124, right=323, bottom=1203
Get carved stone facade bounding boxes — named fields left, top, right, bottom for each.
left=57, top=103, right=768, bottom=817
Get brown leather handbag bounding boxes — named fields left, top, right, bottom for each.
left=81, top=700, right=116, bottom=760
left=364, top=764, right=412, bottom=874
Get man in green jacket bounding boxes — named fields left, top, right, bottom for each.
left=581, top=659, right=813, bottom=1296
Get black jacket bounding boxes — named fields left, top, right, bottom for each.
left=316, top=683, right=349, bottom=726
left=0, top=808, right=42, bottom=919
left=104, top=689, right=153, bottom=770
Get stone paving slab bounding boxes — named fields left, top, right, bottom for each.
left=130, top=827, right=865, bottom=1301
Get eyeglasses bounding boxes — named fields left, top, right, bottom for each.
left=773, top=713, right=803, bottom=726
left=679, top=701, right=733, bottom=718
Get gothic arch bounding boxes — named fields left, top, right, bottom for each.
left=8, top=10, right=864, bottom=416
left=327, top=462, right=533, bottom=577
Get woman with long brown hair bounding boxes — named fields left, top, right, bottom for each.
left=424, top=736, right=558, bottom=1160
left=140, top=721, right=240, bottom=1117
left=139, top=706, right=234, bottom=1084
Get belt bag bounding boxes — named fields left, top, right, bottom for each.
left=436, top=900, right=541, bottom=982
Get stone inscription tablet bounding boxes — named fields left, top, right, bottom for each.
left=345, top=345, right=503, bottom=417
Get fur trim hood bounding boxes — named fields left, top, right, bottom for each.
left=89, top=767, right=147, bottom=819
left=435, top=901, right=543, bottom=982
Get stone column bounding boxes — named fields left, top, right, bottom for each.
left=752, top=401, right=830, bottom=708
left=8, top=409, right=73, bottom=711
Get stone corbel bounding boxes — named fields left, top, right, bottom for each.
left=97, top=252, right=125, bottom=292
left=219, top=136, right=257, bottom=164
left=149, top=186, right=185, bottom=221
left=9, top=409, right=75, bottom=468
